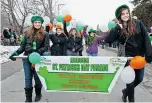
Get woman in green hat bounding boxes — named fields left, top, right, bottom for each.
left=85, top=29, right=106, bottom=56
left=105, top=4, right=152, bottom=102
left=9, top=16, right=50, bottom=102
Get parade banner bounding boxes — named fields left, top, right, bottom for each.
left=35, top=56, right=128, bottom=94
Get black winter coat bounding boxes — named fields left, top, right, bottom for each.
left=105, top=20, right=152, bottom=63
left=67, top=36, right=82, bottom=52
left=49, top=33, right=67, bottom=56
left=63, top=22, right=82, bottom=52
left=16, top=31, right=50, bottom=56
left=3, top=30, right=10, bottom=39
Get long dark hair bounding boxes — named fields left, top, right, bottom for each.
left=117, top=8, right=136, bottom=36
left=69, top=28, right=81, bottom=37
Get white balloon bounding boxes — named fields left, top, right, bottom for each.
left=42, top=16, right=50, bottom=26
left=121, top=66, right=135, bottom=84
left=24, top=15, right=33, bottom=27
left=100, top=24, right=109, bottom=32
left=62, top=10, right=69, bottom=16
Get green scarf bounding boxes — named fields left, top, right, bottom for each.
left=87, top=36, right=95, bottom=45
left=32, top=29, right=38, bottom=50
left=149, top=36, right=152, bottom=41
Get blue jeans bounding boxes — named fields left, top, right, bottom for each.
left=125, top=61, right=144, bottom=100
left=88, top=53, right=98, bottom=56
left=22, top=59, right=42, bottom=88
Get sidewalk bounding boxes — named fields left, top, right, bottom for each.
left=1, top=48, right=152, bottom=102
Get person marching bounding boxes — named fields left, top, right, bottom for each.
left=85, top=29, right=106, bottom=56
left=63, top=21, right=83, bottom=56
left=9, top=16, right=50, bottom=102
left=105, top=4, right=152, bottom=102
left=49, top=24, right=67, bottom=56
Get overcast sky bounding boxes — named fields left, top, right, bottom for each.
left=59, top=0, right=134, bottom=30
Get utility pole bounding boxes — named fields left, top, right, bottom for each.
left=58, top=4, right=66, bottom=14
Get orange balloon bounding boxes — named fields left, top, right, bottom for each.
left=64, top=14, right=72, bottom=22
left=130, top=56, right=146, bottom=69
left=48, top=23, right=53, bottom=30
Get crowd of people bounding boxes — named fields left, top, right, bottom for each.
left=8, top=4, right=152, bottom=103
left=1, top=28, right=19, bottom=46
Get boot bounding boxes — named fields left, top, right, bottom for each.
left=122, top=89, right=127, bottom=102
left=24, top=88, right=33, bottom=102
left=34, top=87, right=42, bottom=102
left=128, top=97, right=135, bottom=102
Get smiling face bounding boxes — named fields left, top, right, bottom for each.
left=71, top=29, right=76, bottom=35
left=121, top=9, right=130, bottom=22
left=33, top=21, right=42, bottom=29
left=56, top=28, right=62, bottom=35
left=90, top=32, right=95, bottom=37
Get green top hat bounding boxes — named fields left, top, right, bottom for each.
left=88, top=29, right=96, bottom=34
left=31, top=16, right=44, bottom=23
left=115, top=4, right=129, bottom=19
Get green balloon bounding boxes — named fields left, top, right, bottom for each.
left=29, top=52, right=41, bottom=64
left=66, top=22, right=70, bottom=27
left=76, top=24, right=84, bottom=31
left=55, top=15, right=64, bottom=22
left=108, top=21, right=116, bottom=30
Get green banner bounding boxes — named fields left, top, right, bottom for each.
left=35, top=56, right=127, bottom=93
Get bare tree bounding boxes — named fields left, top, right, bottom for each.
left=1, top=0, right=62, bottom=35
left=1, top=0, right=20, bottom=34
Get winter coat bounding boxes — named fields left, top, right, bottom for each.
left=86, top=35, right=106, bottom=53
left=49, top=33, right=67, bottom=56
left=63, top=22, right=82, bottom=53
left=16, top=31, right=50, bottom=56
left=105, top=20, right=152, bottom=63
left=3, top=30, right=10, bottom=39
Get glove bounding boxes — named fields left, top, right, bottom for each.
left=146, top=57, right=152, bottom=64
left=9, top=51, right=19, bottom=61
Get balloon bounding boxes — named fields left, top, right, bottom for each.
left=130, top=56, right=146, bottom=69
left=100, top=25, right=109, bottom=32
left=76, top=24, right=84, bottom=31
left=62, top=10, right=70, bottom=16
left=47, top=23, right=53, bottom=30
left=108, top=21, right=116, bottom=30
left=24, top=15, right=33, bottom=26
left=43, top=16, right=50, bottom=26
left=64, top=14, right=72, bottom=22
left=66, top=22, right=70, bottom=27
left=121, top=66, right=135, bottom=84
left=29, top=52, right=41, bottom=64
left=55, top=15, right=64, bottom=22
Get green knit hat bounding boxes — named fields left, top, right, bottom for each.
left=88, top=29, right=96, bottom=34
left=31, top=16, right=44, bottom=23
left=115, top=4, right=129, bottom=19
